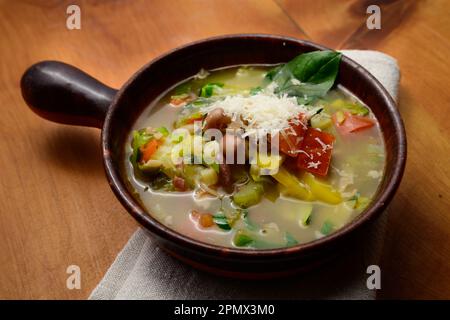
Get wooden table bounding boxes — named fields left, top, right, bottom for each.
left=0, top=0, right=449, bottom=299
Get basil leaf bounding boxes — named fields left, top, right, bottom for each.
left=265, top=65, right=283, bottom=81
left=269, top=50, right=342, bottom=104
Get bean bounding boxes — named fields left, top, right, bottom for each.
left=203, top=108, right=231, bottom=130
left=219, top=163, right=233, bottom=191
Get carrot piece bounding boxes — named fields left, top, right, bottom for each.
left=297, top=128, right=335, bottom=177
left=191, top=210, right=214, bottom=228
left=332, top=111, right=375, bottom=134
left=199, top=214, right=214, bottom=228
left=139, top=139, right=159, bottom=163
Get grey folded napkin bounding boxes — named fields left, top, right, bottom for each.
left=90, top=50, right=399, bottom=300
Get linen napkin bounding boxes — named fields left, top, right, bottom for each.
left=89, top=50, right=399, bottom=300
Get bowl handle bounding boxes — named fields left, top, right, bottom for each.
left=21, top=61, right=118, bottom=129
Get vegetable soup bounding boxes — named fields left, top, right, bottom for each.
left=124, top=51, right=385, bottom=249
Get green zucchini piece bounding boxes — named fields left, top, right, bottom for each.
left=138, top=159, right=163, bottom=173
left=232, top=181, right=264, bottom=208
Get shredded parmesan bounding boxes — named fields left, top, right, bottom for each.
left=202, top=92, right=309, bottom=137
left=314, top=137, right=332, bottom=152
left=291, top=149, right=312, bottom=158
left=307, top=161, right=321, bottom=169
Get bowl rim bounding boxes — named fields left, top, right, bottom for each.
left=102, top=33, right=407, bottom=258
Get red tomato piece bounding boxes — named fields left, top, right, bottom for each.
left=275, top=114, right=308, bottom=157
left=296, top=128, right=335, bottom=176
left=333, top=112, right=375, bottom=134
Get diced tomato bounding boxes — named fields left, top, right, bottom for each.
left=332, top=111, right=375, bottom=134
left=297, top=128, right=335, bottom=176
left=275, top=114, right=308, bottom=157
left=139, top=139, right=159, bottom=163
left=173, top=175, right=187, bottom=191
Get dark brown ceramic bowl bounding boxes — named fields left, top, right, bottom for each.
left=21, top=34, right=406, bottom=279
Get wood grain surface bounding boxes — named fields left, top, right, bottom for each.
left=0, top=0, right=449, bottom=299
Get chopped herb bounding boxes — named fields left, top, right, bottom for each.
left=302, top=212, right=312, bottom=226
left=298, top=204, right=313, bottom=227
left=312, top=107, right=324, bottom=116
left=285, top=232, right=299, bottom=246
left=321, top=220, right=334, bottom=235
left=233, top=230, right=254, bottom=247
left=346, top=192, right=370, bottom=210
left=213, top=211, right=231, bottom=230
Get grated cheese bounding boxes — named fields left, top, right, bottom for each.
left=314, top=137, right=332, bottom=152
left=307, top=161, right=322, bottom=169
left=202, top=92, right=311, bottom=137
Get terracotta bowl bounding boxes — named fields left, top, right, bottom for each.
left=21, top=34, right=406, bottom=279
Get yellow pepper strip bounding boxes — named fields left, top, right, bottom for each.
left=302, top=172, right=342, bottom=204
left=272, top=167, right=315, bottom=201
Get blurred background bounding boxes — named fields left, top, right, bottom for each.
left=0, top=0, right=449, bottom=299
